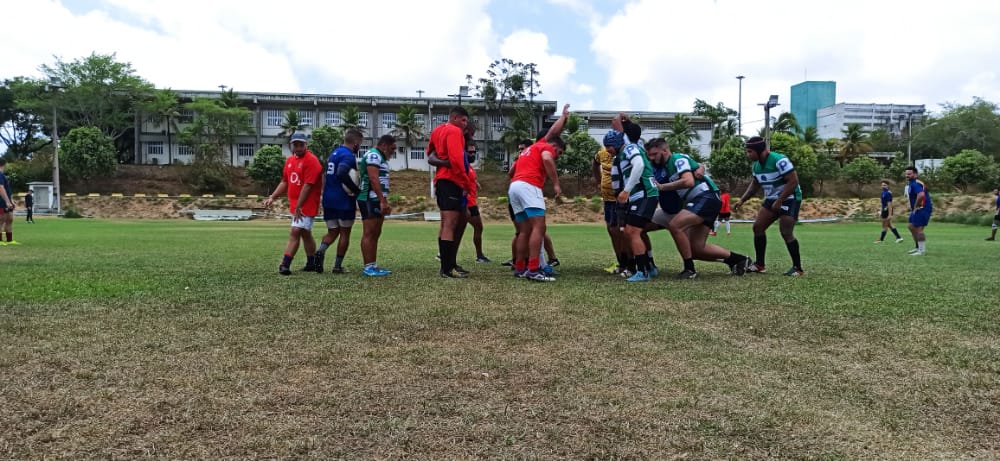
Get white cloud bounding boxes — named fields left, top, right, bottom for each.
left=588, top=0, right=1000, bottom=132
left=497, top=29, right=577, bottom=108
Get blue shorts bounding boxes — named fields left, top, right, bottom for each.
left=625, top=197, right=658, bottom=228
left=762, top=198, right=801, bottom=220
left=684, top=191, right=722, bottom=228
left=909, top=208, right=931, bottom=227
left=514, top=207, right=545, bottom=223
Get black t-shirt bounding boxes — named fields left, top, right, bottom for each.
left=25, top=193, right=33, bottom=207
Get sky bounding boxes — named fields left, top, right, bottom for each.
left=3, top=0, right=1000, bottom=138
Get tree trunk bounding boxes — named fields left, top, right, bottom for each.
left=166, top=122, right=172, bottom=165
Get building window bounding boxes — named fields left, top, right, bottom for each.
left=237, top=143, right=255, bottom=157
left=434, top=114, right=448, bottom=125
left=147, top=142, right=163, bottom=155
left=178, top=109, right=195, bottom=124
left=357, top=145, right=370, bottom=158
left=178, top=145, right=193, bottom=156
left=410, top=148, right=425, bottom=160
left=265, top=110, right=283, bottom=127
left=491, top=114, right=504, bottom=131
left=414, top=113, right=425, bottom=125
left=297, top=110, right=313, bottom=126
left=325, top=111, right=341, bottom=126
left=357, top=112, right=369, bottom=128
left=382, top=112, right=397, bottom=128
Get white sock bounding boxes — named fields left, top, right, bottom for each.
left=726, top=221, right=731, bottom=233
left=713, top=220, right=720, bottom=231
left=917, top=241, right=926, bottom=251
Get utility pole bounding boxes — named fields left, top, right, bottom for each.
left=760, top=95, right=779, bottom=151
left=736, top=75, right=745, bottom=136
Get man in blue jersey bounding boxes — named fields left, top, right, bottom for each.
left=733, top=136, right=805, bottom=276
left=987, top=187, right=999, bottom=241
left=875, top=180, right=904, bottom=243
left=315, top=129, right=363, bottom=273
left=905, top=166, right=932, bottom=255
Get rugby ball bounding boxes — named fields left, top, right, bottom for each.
left=342, top=168, right=360, bottom=196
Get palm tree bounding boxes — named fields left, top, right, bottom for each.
left=144, top=88, right=181, bottom=164
left=661, top=114, right=701, bottom=157
left=839, top=123, right=873, bottom=166
left=772, top=112, right=802, bottom=136
left=339, top=105, right=363, bottom=132
left=219, top=88, right=240, bottom=109
left=279, top=109, right=306, bottom=140
left=711, top=119, right=739, bottom=151
left=390, top=105, right=425, bottom=169
left=800, top=126, right=822, bottom=149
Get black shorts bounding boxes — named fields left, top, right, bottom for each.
left=603, top=201, right=617, bottom=226
left=435, top=179, right=465, bottom=211
left=625, top=197, right=658, bottom=228
left=468, top=205, right=480, bottom=217
left=507, top=203, right=515, bottom=222
left=762, top=198, right=801, bottom=220
left=718, top=212, right=731, bottom=220
left=881, top=207, right=889, bottom=219
left=358, top=199, right=383, bottom=219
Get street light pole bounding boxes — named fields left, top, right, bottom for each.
left=52, top=105, right=61, bottom=215
left=759, top=95, right=779, bottom=150
left=736, top=75, right=745, bottom=136
left=906, top=114, right=912, bottom=166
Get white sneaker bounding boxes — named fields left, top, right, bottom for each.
left=907, top=248, right=920, bottom=254
left=909, top=250, right=925, bottom=256
left=895, top=238, right=904, bottom=243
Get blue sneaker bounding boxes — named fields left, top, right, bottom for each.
left=363, top=266, right=389, bottom=277
left=626, top=271, right=650, bottom=282
left=525, top=270, right=555, bottom=282
left=541, top=265, right=557, bottom=276
left=375, top=266, right=392, bottom=275
left=513, top=269, right=528, bottom=278
left=649, top=266, right=659, bottom=278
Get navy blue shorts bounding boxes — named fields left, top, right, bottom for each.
left=358, top=199, right=383, bottom=219
left=762, top=198, right=801, bottom=220
left=323, top=207, right=356, bottom=222
left=468, top=205, right=480, bottom=217
left=684, top=191, right=722, bottom=228
left=603, top=201, right=618, bottom=226
left=909, top=208, right=931, bottom=227
left=625, top=197, right=658, bottom=228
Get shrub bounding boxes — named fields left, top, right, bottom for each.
left=62, top=206, right=84, bottom=219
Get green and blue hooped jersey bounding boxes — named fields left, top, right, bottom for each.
left=358, top=148, right=390, bottom=200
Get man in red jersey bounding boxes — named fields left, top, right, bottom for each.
left=428, top=106, right=474, bottom=278
left=263, top=132, right=324, bottom=275
left=508, top=104, right=570, bottom=282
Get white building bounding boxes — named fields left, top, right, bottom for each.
left=135, top=90, right=559, bottom=171
left=816, top=103, right=925, bottom=140
left=566, top=111, right=714, bottom=159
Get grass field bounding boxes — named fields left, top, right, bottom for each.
left=2, top=218, right=998, bottom=459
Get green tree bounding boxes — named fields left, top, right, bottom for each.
left=247, top=145, right=285, bottom=194
left=800, top=126, right=821, bottom=149
left=692, top=99, right=736, bottom=151
left=661, top=114, right=701, bottom=160
left=707, top=136, right=752, bottom=192
left=34, top=53, right=155, bottom=161
left=1, top=77, right=50, bottom=160
left=59, top=126, right=117, bottom=180
left=499, top=106, right=534, bottom=154
left=887, top=152, right=909, bottom=181
left=391, top=104, right=425, bottom=170
left=558, top=126, right=601, bottom=191
left=141, top=88, right=181, bottom=165
left=842, top=156, right=884, bottom=198
left=309, top=125, right=343, bottom=160
left=910, top=98, right=1000, bottom=162
left=179, top=97, right=253, bottom=192
left=813, top=153, right=841, bottom=196
left=339, top=105, right=363, bottom=132
left=278, top=109, right=306, bottom=140
left=769, top=132, right=818, bottom=195
left=839, top=123, right=872, bottom=166
left=940, top=149, right=998, bottom=192
left=867, top=128, right=898, bottom=153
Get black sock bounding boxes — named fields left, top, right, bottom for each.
left=890, top=227, right=901, bottom=239
left=683, top=258, right=696, bottom=272
left=879, top=230, right=887, bottom=241
left=636, top=254, right=649, bottom=273
left=786, top=239, right=802, bottom=270
left=627, top=256, right=637, bottom=272
left=306, top=256, right=315, bottom=266
left=723, top=252, right=747, bottom=266
left=754, top=234, right=767, bottom=265
left=438, top=239, right=452, bottom=272
left=618, top=252, right=628, bottom=267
